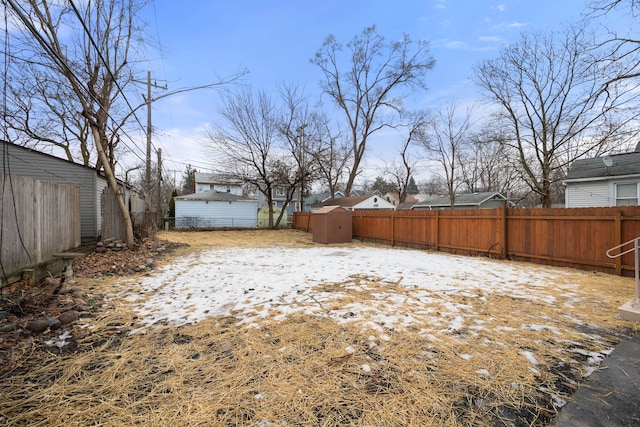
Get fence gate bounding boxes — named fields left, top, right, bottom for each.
left=101, top=187, right=127, bottom=242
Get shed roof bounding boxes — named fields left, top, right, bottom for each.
left=175, top=190, right=257, bottom=202
left=313, top=205, right=349, bottom=214
left=565, top=151, right=640, bottom=181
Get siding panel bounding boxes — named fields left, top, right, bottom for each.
left=176, top=200, right=257, bottom=228
left=566, top=182, right=610, bottom=207
left=0, top=141, right=100, bottom=238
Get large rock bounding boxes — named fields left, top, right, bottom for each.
left=27, top=319, right=51, bottom=333
left=58, top=310, right=79, bottom=325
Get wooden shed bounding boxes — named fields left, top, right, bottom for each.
left=311, top=206, right=352, bottom=244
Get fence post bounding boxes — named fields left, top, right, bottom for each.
left=435, top=210, right=440, bottom=252
left=391, top=212, right=395, bottom=247
left=501, top=203, right=508, bottom=259
left=615, top=211, right=622, bottom=275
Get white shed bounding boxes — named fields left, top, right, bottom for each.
left=175, top=190, right=258, bottom=229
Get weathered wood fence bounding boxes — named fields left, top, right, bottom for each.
left=1, top=173, right=80, bottom=280
left=293, top=206, right=640, bottom=277
left=102, top=188, right=157, bottom=241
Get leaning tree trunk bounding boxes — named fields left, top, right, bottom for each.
left=90, top=126, right=135, bottom=247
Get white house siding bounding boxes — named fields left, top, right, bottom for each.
left=353, top=196, right=396, bottom=210
left=565, top=181, right=610, bottom=207
left=175, top=200, right=257, bottom=228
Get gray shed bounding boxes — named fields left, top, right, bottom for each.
left=0, top=140, right=117, bottom=239
left=311, top=206, right=352, bottom=244
left=175, top=190, right=258, bottom=228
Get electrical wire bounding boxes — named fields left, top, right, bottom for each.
left=67, top=0, right=148, bottom=141
left=1, top=0, right=31, bottom=289
left=5, top=0, right=150, bottom=167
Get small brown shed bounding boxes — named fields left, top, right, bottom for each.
left=311, top=206, right=352, bottom=244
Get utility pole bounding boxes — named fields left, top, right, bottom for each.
left=134, top=71, right=167, bottom=210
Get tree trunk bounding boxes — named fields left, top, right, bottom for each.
left=90, top=126, right=134, bottom=247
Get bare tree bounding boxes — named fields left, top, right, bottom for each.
left=207, top=88, right=311, bottom=228
left=311, top=25, right=435, bottom=196
left=5, top=1, right=246, bottom=244
left=305, top=117, right=351, bottom=198
left=588, top=0, right=640, bottom=87
left=384, top=112, right=426, bottom=204
left=474, top=26, right=640, bottom=207
left=419, top=176, right=448, bottom=195
left=459, top=124, right=522, bottom=196
left=276, top=83, right=323, bottom=215
left=417, top=102, right=474, bottom=208
left=4, top=0, right=151, bottom=245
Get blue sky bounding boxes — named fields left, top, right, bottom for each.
left=134, top=0, right=618, bottom=184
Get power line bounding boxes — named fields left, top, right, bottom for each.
left=5, top=0, right=150, bottom=167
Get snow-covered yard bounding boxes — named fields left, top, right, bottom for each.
left=5, top=230, right=635, bottom=426
left=126, top=245, right=605, bottom=335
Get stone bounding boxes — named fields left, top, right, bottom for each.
left=27, top=319, right=51, bottom=333
left=58, top=310, right=79, bottom=325
left=0, top=310, right=9, bottom=321
left=71, top=289, right=88, bottom=298
left=0, top=323, right=15, bottom=333
left=73, top=303, right=92, bottom=312
left=47, top=317, right=62, bottom=330
left=95, top=246, right=108, bottom=254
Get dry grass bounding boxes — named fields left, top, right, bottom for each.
left=1, top=229, right=637, bottom=426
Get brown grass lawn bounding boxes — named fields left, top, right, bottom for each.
left=1, top=229, right=637, bottom=426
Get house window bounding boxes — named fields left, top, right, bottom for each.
left=274, top=187, right=285, bottom=197
left=615, top=183, right=638, bottom=206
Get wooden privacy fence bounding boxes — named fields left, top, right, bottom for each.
left=293, top=205, right=640, bottom=277
left=102, top=187, right=157, bottom=240
left=0, top=173, right=80, bottom=279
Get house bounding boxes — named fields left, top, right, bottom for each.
left=0, top=140, right=127, bottom=239
left=174, top=190, right=258, bottom=228
left=252, top=186, right=300, bottom=216
left=565, top=149, right=640, bottom=208
left=194, top=172, right=244, bottom=196
left=303, top=191, right=344, bottom=212
left=316, top=194, right=396, bottom=211
left=411, top=192, right=510, bottom=210
left=384, top=192, right=418, bottom=206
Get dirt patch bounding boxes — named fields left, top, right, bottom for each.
left=0, top=229, right=638, bottom=426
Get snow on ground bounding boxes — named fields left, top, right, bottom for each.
left=122, top=245, right=577, bottom=332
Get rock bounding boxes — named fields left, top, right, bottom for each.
left=96, top=241, right=104, bottom=247
left=95, top=246, right=108, bottom=254
left=0, top=310, right=9, bottom=321
left=71, top=289, right=87, bottom=298
left=0, top=323, right=15, bottom=333
left=73, top=303, right=92, bottom=312
left=58, top=310, right=79, bottom=325
left=48, top=317, right=62, bottom=330
left=27, top=319, right=51, bottom=333
left=145, top=258, right=154, bottom=267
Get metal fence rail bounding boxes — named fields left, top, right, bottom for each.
left=607, top=237, right=640, bottom=299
